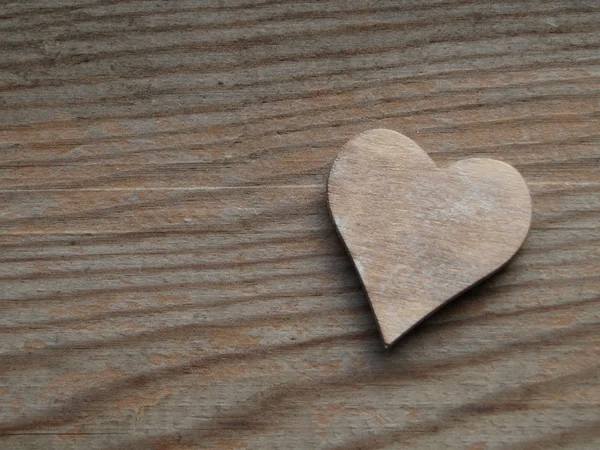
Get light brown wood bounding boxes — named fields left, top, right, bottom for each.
left=1, top=0, right=599, bottom=449
left=328, top=129, right=532, bottom=347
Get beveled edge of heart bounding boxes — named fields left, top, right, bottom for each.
left=326, top=129, right=533, bottom=348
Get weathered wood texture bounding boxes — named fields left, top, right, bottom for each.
left=328, top=129, right=532, bottom=347
left=0, top=0, right=598, bottom=449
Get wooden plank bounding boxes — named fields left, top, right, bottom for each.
left=1, top=0, right=599, bottom=448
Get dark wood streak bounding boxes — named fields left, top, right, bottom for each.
left=0, top=231, right=334, bottom=262
left=2, top=48, right=598, bottom=131
left=1, top=94, right=595, bottom=165
left=2, top=66, right=596, bottom=116
left=0, top=310, right=373, bottom=376
left=0, top=251, right=348, bottom=282
left=0, top=323, right=596, bottom=439
left=1, top=0, right=598, bottom=448
left=0, top=331, right=376, bottom=437
left=328, top=366, right=600, bottom=450
left=1, top=268, right=355, bottom=306
left=104, top=325, right=600, bottom=449
left=2, top=40, right=598, bottom=99
left=0, top=0, right=288, bottom=21
left=0, top=228, right=330, bottom=251
left=2, top=40, right=598, bottom=113
left=0, top=287, right=364, bottom=334
left=0, top=0, right=554, bottom=34
left=0, top=1, right=565, bottom=40
left=4, top=6, right=597, bottom=58
left=6, top=4, right=598, bottom=52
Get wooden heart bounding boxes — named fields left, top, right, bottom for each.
left=327, top=129, right=532, bottom=348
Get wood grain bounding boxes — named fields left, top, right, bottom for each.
left=0, top=0, right=599, bottom=449
left=328, top=129, right=532, bottom=347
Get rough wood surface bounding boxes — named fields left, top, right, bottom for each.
left=328, top=129, right=532, bottom=347
left=0, top=0, right=599, bottom=449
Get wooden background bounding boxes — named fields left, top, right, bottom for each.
left=1, top=0, right=599, bottom=448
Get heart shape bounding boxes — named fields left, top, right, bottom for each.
left=327, top=129, right=532, bottom=347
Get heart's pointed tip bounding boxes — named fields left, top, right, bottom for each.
left=380, top=327, right=403, bottom=350
left=379, top=319, right=415, bottom=349
left=382, top=333, right=402, bottom=349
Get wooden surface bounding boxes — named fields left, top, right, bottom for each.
left=0, top=0, right=599, bottom=448
left=328, top=129, right=532, bottom=347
